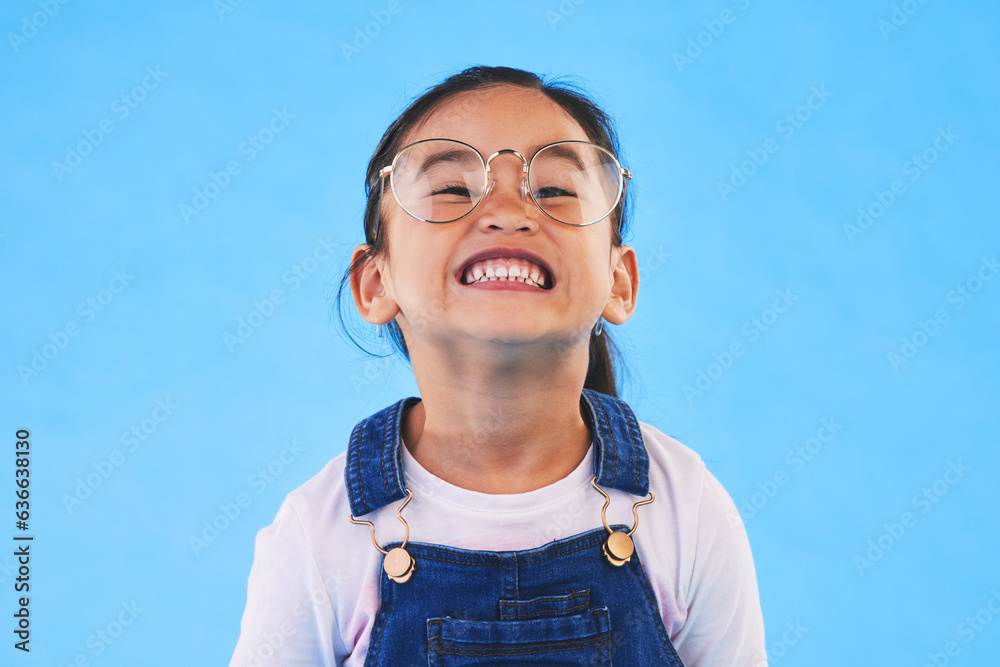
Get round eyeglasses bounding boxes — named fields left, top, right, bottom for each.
left=377, top=138, right=631, bottom=229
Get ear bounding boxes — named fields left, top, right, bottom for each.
left=602, top=244, right=638, bottom=325
left=349, top=244, right=400, bottom=325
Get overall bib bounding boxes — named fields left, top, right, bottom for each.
left=345, top=388, right=686, bottom=667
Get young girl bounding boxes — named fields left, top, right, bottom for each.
left=230, top=66, right=766, bottom=666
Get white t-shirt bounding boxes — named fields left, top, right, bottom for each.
left=229, top=421, right=766, bottom=666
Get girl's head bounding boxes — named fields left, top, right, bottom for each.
left=336, top=66, right=637, bottom=397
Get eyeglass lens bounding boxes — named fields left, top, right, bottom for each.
left=389, top=140, right=622, bottom=225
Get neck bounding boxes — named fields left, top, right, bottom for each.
left=401, top=341, right=594, bottom=494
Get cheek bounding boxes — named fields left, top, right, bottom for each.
left=385, top=227, right=454, bottom=288
left=589, top=239, right=619, bottom=284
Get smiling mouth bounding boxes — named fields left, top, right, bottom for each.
left=460, top=257, right=552, bottom=289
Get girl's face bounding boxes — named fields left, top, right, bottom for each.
left=356, top=84, right=637, bottom=358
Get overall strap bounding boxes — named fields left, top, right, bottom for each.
left=580, top=388, right=650, bottom=497
left=345, top=396, right=420, bottom=517
left=344, top=389, right=650, bottom=516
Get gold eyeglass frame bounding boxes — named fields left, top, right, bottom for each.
left=376, top=138, right=632, bottom=236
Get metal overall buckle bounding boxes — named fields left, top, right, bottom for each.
left=349, top=488, right=416, bottom=584
left=590, top=476, right=655, bottom=566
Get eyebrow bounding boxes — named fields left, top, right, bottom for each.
left=418, top=149, right=480, bottom=172
left=535, top=143, right=587, bottom=171
left=414, top=142, right=593, bottom=172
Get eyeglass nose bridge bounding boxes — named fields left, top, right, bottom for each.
left=483, top=149, right=529, bottom=203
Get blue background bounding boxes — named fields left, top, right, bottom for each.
left=2, top=1, right=998, bottom=665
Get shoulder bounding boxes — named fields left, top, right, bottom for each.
left=638, top=421, right=707, bottom=477
left=636, top=421, right=743, bottom=549
left=249, top=450, right=384, bottom=659
left=234, top=452, right=374, bottom=663
left=632, top=422, right=765, bottom=664
left=280, top=451, right=353, bottom=537
left=638, top=421, right=712, bottom=502
left=248, top=451, right=355, bottom=584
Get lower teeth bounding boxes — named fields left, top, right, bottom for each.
left=473, top=277, right=538, bottom=287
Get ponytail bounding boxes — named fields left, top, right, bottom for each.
left=584, top=329, right=619, bottom=398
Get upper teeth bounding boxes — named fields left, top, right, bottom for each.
left=463, top=258, right=548, bottom=288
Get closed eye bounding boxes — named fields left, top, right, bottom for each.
left=534, top=186, right=577, bottom=199
left=432, top=183, right=475, bottom=198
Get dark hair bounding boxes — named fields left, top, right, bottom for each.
left=333, top=65, right=634, bottom=397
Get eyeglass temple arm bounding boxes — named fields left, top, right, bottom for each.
left=372, top=166, right=394, bottom=244
left=619, top=167, right=632, bottom=214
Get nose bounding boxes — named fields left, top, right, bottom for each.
left=477, top=150, right=534, bottom=231
left=483, top=149, right=529, bottom=204
left=482, top=175, right=528, bottom=204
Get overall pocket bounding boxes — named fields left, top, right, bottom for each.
left=427, top=593, right=612, bottom=667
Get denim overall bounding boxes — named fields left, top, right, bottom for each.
left=345, top=388, right=686, bottom=667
